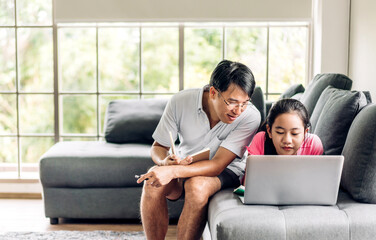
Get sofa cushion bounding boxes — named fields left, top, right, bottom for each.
left=105, top=99, right=168, bottom=144
left=251, top=86, right=266, bottom=123
left=279, top=83, right=305, bottom=99
left=310, top=86, right=367, bottom=155
left=39, top=141, right=154, bottom=188
left=300, top=73, right=352, bottom=116
left=341, top=104, right=376, bottom=204
left=207, top=189, right=356, bottom=240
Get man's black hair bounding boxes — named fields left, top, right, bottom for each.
left=209, top=60, right=255, bottom=98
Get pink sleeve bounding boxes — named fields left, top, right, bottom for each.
left=246, top=132, right=265, bottom=155
left=300, top=133, right=324, bottom=155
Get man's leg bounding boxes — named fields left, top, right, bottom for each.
left=140, top=178, right=183, bottom=240
left=177, top=176, right=221, bottom=240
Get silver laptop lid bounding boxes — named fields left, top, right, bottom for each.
left=244, top=155, right=344, bottom=205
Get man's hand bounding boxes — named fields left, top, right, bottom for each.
left=161, top=154, right=193, bottom=166
left=137, top=166, right=176, bottom=187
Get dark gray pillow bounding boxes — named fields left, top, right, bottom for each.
left=251, top=86, right=266, bottom=123
left=291, top=92, right=303, bottom=100
left=341, top=104, right=376, bottom=203
left=279, top=84, right=305, bottom=99
left=311, top=86, right=367, bottom=155
left=300, top=73, right=353, bottom=116
left=105, top=99, right=168, bottom=144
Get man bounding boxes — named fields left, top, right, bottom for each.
left=137, top=60, right=260, bottom=240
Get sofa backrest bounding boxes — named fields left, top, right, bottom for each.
left=104, top=98, right=168, bottom=144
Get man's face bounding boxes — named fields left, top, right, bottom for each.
left=210, top=84, right=250, bottom=124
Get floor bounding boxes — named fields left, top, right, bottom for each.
left=0, top=198, right=177, bottom=239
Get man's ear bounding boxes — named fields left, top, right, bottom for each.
left=266, top=124, right=272, bottom=138
left=209, top=86, right=217, bottom=99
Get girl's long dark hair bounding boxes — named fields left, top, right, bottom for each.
left=262, top=99, right=311, bottom=155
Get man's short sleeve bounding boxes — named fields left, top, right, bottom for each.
left=220, top=106, right=261, bottom=158
left=152, top=96, right=179, bottom=148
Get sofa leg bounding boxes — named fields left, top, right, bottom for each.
left=50, top=218, right=58, bottom=225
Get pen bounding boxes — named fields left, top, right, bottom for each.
left=169, top=131, right=176, bottom=155
left=169, top=131, right=179, bottom=182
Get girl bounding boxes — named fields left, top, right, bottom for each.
left=239, top=99, right=323, bottom=186
left=247, top=98, right=323, bottom=156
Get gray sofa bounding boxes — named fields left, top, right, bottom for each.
left=40, top=73, right=376, bottom=240
left=205, top=74, right=376, bottom=239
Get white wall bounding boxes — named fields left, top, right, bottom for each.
left=348, top=0, right=376, bottom=99
left=54, top=0, right=312, bottom=22
left=312, top=0, right=350, bottom=76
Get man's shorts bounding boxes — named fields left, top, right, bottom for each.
left=167, top=168, right=240, bottom=201
left=218, top=168, right=241, bottom=190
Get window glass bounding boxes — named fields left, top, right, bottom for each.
left=0, top=0, right=15, bottom=26
left=142, top=28, right=179, bottom=92
left=268, top=27, right=307, bottom=94
left=62, top=95, right=96, bottom=134
left=226, top=27, right=267, bottom=91
left=184, top=28, right=222, bottom=89
left=0, top=94, right=17, bottom=134
left=99, top=28, right=140, bottom=92
left=0, top=28, right=16, bottom=91
left=59, top=28, right=96, bottom=92
left=19, top=94, right=54, bottom=133
left=16, top=0, right=52, bottom=26
left=0, top=137, right=17, bottom=178
left=18, top=28, right=53, bottom=92
left=20, top=136, right=54, bottom=178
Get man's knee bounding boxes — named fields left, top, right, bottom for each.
left=142, top=180, right=181, bottom=200
left=142, top=182, right=167, bottom=199
left=184, top=177, right=219, bottom=205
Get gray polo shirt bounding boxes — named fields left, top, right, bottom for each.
left=152, top=87, right=260, bottom=179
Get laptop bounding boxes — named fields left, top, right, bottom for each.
left=240, top=155, right=344, bottom=205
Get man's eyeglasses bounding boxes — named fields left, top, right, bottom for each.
left=217, top=90, right=252, bottom=110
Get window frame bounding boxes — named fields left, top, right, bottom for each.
left=0, top=2, right=311, bottom=179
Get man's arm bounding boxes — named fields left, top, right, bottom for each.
left=151, top=141, right=194, bottom=166
left=137, top=146, right=236, bottom=186
left=150, top=141, right=171, bottom=166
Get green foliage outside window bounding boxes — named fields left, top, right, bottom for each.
left=185, top=28, right=222, bottom=88
left=0, top=0, right=309, bottom=177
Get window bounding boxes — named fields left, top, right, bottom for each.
left=0, top=0, right=53, bottom=179
left=0, top=1, right=310, bottom=179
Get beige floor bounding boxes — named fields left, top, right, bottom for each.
left=0, top=198, right=177, bottom=239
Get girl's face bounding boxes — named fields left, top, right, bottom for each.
left=266, top=112, right=308, bottom=155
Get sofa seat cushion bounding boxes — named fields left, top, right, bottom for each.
left=207, top=189, right=376, bottom=240
left=341, top=104, right=376, bottom=203
left=39, top=141, right=154, bottom=188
